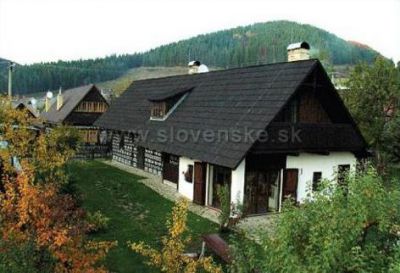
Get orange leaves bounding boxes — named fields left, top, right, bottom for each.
left=0, top=97, right=114, bottom=272
left=0, top=171, right=115, bottom=272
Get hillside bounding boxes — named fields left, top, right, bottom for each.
left=0, top=20, right=381, bottom=95
left=0, top=58, right=11, bottom=94
left=141, top=20, right=380, bottom=67
left=97, top=66, right=189, bottom=95
left=27, top=66, right=190, bottom=99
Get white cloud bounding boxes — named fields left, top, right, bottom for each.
left=0, top=0, right=399, bottom=64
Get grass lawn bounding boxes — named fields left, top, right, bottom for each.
left=68, top=160, right=219, bottom=273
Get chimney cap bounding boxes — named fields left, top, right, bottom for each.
left=287, top=41, right=310, bottom=51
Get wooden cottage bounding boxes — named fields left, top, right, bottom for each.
left=95, top=54, right=366, bottom=215
left=41, top=84, right=110, bottom=155
left=12, top=99, right=39, bottom=119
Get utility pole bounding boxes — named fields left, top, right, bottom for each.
left=8, top=62, right=15, bottom=100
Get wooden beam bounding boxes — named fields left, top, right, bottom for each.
left=305, top=150, right=330, bottom=155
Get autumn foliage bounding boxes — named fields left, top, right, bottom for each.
left=0, top=170, right=115, bottom=272
left=0, top=98, right=115, bottom=272
left=130, top=198, right=223, bottom=273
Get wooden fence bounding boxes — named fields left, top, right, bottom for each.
left=74, top=144, right=111, bottom=160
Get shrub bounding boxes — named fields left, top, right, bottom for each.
left=216, top=184, right=231, bottom=231
left=0, top=99, right=115, bottom=272
left=0, top=239, right=55, bottom=273
left=230, top=167, right=400, bottom=273
left=129, top=198, right=223, bottom=273
left=87, top=210, right=110, bottom=233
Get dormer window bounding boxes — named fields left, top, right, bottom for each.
left=151, top=102, right=167, bottom=118
left=148, top=86, right=193, bottom=121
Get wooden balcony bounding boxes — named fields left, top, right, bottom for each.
left=250, top=122, right=365, bottom=153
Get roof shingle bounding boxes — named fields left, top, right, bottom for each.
left=95, top=60, right=319, bottom=168
left=41, top=84, right=97, bottom=123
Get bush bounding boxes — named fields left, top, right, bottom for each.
left=87, top=210, right=110, bottom=233
left=129, top=198, right=222, bottom=273
left=230, top=167, right=400, bottom=273
left=0, top=98, right=115, bottom=272
left=389, top=241, right=400, bottom=273
left=0, top=239, right=55, bottom=273
left=216, top=184, right=231, bottom=231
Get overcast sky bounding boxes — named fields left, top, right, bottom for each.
left=0, top=0, right=399, bottom=65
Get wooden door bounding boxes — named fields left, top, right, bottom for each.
left=283, top=169, right=298, bottom=202
left=136, top=146, right=145, bottom=169
left=245, top=170, right=279, bottom=214
left=193, top=162, right=206, bottom=205
left=163, top=154, right=179, bottom=183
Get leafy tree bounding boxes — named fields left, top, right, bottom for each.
left=344, top=57, right=400, bottom=169
left=0, top=171, right=116, bottom=273
left=129, top=198, right=222, bottom=273
left=230, top=168, right=400, bottom=273
left=0, top=99, right=116, bottom=272
left=0, top=99, right=80, bottom=184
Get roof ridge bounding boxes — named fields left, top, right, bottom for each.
left=127, top=59, right=319, bottom=85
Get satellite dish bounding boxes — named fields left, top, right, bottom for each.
left=46, top=91, right=53, bottom=99
left=197, top=64, right=209, bottom=73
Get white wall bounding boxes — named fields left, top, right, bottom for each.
left=206, top=160, right=245, bottom=207
left=178, top=157, right=195, bottom=200
left=231, top=159, right=246, bottom=205
left=178, top=157, right=246, bottom=206
left=286, top=152, right=356, bottom=202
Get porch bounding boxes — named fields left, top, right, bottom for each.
left=191, top=154, right=295, bottom=216
left=202, top=152, right=356, bottom=216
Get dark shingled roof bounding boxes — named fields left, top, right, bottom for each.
left=12, top=100, right=39, bottom=118
left=41, top=84, right=97, bottom=123
left=95, top=59, right=323, bottom=168
left=147, top=86, right=194, bottom=101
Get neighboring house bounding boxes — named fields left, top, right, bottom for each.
left=41, top=84, right=110, bottom=146
left=12, top=99, right=39, bottom=119
left=95, top=43, right=366, bottom=215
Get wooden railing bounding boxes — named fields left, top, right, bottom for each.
left=250, top=122, right=364, bottom=153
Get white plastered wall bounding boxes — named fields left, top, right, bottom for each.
left=178, top=157, right=246, bottom=206
left=206, top=159, right=246, bottom=207
left=178, top=156, right=196, bottom=200
left=231, top=159, right=246, bottom=205
left=286, top=152, right=356, bottom=202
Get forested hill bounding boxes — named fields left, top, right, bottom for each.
left=0, top=57, right=12, bottom=74
left=0, top=55, right=142, bottom=96
left=140, top=20, right=380, bottom=67
left=0, top=20, right=381, bottom=95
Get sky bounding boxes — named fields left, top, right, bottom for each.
left=0, top=0, right=399, bottom=65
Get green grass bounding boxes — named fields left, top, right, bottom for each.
left=68, top=160, right=219, bottom=273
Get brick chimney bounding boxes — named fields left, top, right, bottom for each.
left=287, top=42, right=310, bottom=62
left=45, top=91, right=53, bottom=112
